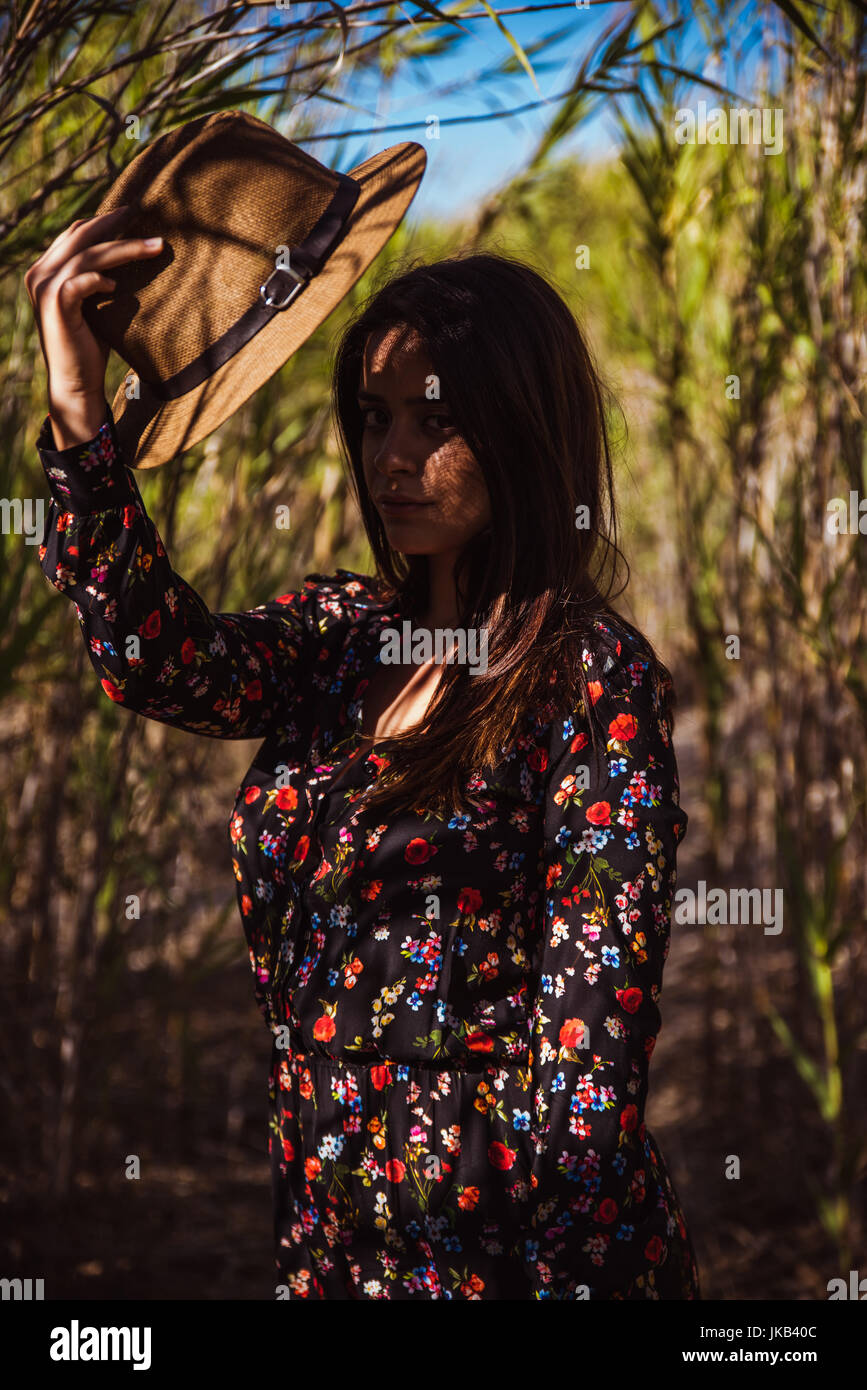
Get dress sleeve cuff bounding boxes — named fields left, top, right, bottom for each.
left=36, top=399, right=139, bottom=514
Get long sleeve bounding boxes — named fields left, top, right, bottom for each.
left=515, top=626, right=688, bottom=1298
left=35, top=399, right=314, bottom=740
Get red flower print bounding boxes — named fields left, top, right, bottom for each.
left=586, top=801, right=611, bottom=825
left=276, top=786, right=297, bottom=811
left=645, top=1235, right=664, bottom=1264
left=245, top=679, right=262, bottom=702
left=609, top=712, right=637, bottom=740
left=488, top=1141, right=516, bottom=1171
left=405, top=837, right=436, bottom=864
left=294, top=836, right=310, bottom=862
left=180, top=637, right=196, bottom=664
left=304, top=1156, right=321, bottom=1179
left=457, top=887, right=483, bottom=915
left=281, top=1137, right=294, bottom=1161
left=559, top=1018, right=587, bottom=1049
left=597, top=1198, right=618, bottom=1224
left=101, top=678, right=123, bottom=703
left=385, top=1158, right=405, bottom=1182
left=240, top=894, right=252, bottom=917
left=478, top=954, right=499, bottom=981
left=245, top=786, right=261, bottom=804
left=466, top=1030, right=495, bottom=1052
left=458, top=1187, right=480, bottom=1210
left=545, top=863, right=562, bottom=890
left=588, top=679, right=603, bottom=704
left=570, top=731, right=589, bottom=753
left=617, top=987, right=643, bottom=1014
left=313, top=1015, right=335, bottom=1041
left=527, top=747, right=547, bottom=771
left=370, top=1065, right=393, bottom=1091
left=343, top=959, right=363, bottom=989
left=142, top=609, right=161, bottom=640
left=554, top=775, right=580, bottom=807
left=620, top=1104, right=639, bottom=1133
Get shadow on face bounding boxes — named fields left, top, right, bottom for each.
left=359, top=324, right=491, bottom=557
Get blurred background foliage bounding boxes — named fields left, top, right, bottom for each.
left=1, top=0, right=865, bottom=1298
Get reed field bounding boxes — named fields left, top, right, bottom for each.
left=0, top=0, right=864, bottom=1298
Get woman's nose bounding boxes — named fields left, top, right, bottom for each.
left=373, top=422, right=418, bottom=474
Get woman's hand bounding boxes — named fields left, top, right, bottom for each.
left=25, top=207, right=164, bottom=449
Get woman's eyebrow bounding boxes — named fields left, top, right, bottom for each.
left=356, top=389, right=446, bottom=405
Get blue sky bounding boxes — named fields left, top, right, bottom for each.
left=276, top=2, right=770, bottom=223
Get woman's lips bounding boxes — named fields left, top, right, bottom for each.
left=378, top=496, right=434, bottom=514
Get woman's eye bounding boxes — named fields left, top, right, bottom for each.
left=361, top=407, right=386, bottom=428
left=360, top=407, right=454, bottom=431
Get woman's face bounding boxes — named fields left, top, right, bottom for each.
left=359, top=324, right=491, bottom=555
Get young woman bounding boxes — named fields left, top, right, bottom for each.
left=27, top=216, right=701, bottom=1300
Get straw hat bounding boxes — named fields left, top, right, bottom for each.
left=81, top=109, right=427, bottom=469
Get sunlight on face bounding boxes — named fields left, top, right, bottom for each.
left=359, top=324, right=491, bottom=556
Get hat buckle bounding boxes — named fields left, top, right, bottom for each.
left=260, top=260, right=311, bottom=310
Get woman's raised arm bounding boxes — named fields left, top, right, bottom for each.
left=27, top=207, right=315, bottom=740
left=36, top=400, right=314, bottom=739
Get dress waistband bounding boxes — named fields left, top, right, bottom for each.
left=272, top=1038, right=528, bottom=1077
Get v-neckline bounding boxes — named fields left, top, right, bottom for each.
left=354, top=620, right=450, bottom=751
left=308, top=604, right=405, bottom=800
left=327, top=587, right=445, bottom=762
left=312, top=596, right=399, bottom=764
left=349, top=595, right=406, bottom=750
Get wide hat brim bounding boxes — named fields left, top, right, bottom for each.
left=86, top=128, right=426, bottom=470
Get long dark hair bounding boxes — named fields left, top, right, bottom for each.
left=331, top=250, right=675, bottom=817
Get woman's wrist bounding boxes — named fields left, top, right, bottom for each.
left=37, top=398, right=136, bottom=515
left=47, top=391, right=108, bottom=450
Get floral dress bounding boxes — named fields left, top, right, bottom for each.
left=35, top=401, right=701, bottom=1301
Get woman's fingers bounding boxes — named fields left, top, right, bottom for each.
left=26, top=206, right=165, bottom=442
left=55, top=270, right=118, bottom=320
left=27, top=229, right=163, bottom=308
left=62, top=235, right=164, bottom=281
left=25, top=207, right=133, bottom=294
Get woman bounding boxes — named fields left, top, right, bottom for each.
left=27, top=216, right=701, bottom=1300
